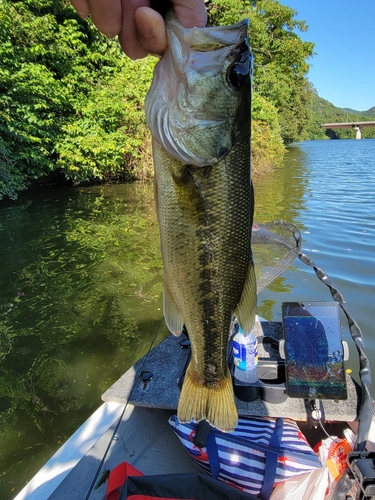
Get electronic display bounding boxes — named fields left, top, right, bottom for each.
left=281, top=301, right=347, bottom=400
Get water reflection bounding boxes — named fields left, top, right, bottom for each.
left=253, top=145, right=308, bottom=225
left=0, top=183, right=163, bottom=498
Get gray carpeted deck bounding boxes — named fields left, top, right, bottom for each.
left=102, top=321, right=360, bottom=422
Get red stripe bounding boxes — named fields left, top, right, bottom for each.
left=106, top=462, right=144, bottom=500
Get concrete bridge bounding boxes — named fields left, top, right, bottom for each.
left=322, top=121, right=375, bottom=139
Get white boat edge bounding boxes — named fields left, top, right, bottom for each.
left=13, top=401, right=125, bottom=500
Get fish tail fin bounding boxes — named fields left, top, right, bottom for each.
left=177, top=365, right=238, bottom=432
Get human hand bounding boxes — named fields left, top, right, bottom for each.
left=70, top=0, right=207, bottom=59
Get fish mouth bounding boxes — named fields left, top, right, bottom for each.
left=145, top=14, right=250, bottom=168
left=167, top=13, right=250, bottom=55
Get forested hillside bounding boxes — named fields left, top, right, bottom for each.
left=0, top=0, right=316, bottom=200
left=305, top=93, right=375, bottom=140
left=344, top=106, right=375, bottom=119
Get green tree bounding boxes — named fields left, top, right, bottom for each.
left=0, top=0, right=155, bottom=199
left=56, top=58, right=155, bottom=184
left=207, top=0, right=315, bottom=144
left=250, top=0, right=314, bottom=143
left=252, top=91, right=285, bottom=173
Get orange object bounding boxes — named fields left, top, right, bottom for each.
left=327, top=438, right=353, bottom=480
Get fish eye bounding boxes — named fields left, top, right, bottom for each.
left=227, top=62, right=249, bottom=89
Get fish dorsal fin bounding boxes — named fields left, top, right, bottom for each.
left=234, top=260, right=257, bottom=333
left=163, top=278, right=184, bottom=336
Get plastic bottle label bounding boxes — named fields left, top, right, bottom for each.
left=233, top=339, right=258, bottom=371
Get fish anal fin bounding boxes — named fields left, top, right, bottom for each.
left=235, top=260, right=257, bottom=333
left=163, top=279, right=184, bottom=336
left=177, top=365, right=238, bottom=432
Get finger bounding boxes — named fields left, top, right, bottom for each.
left=119, top=0, right=150, bottom=59
left=135, top=7, right=167, bottom=56
left=70, top=0, right=90, bottom=19
left=87, top=0, right=123, bottom=38
left=172, top=0, right=207, bottom=28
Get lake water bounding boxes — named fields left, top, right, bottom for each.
left=1, top=139, right=374, bottom=498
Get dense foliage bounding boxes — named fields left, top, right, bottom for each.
left=1, top=0, right=342, bottom=200
left=252, top=92, right=286, bottom=174
left=55, top=59, right=154, bottom=184
left=0, top=0, right=155, bottom=199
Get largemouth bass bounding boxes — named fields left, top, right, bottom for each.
left=145, top=13, right=256, bottom=432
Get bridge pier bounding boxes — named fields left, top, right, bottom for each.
left=354, top=126, right=362, bottom=140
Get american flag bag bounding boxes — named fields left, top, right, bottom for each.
left=169, top=415, right=322, bottom=500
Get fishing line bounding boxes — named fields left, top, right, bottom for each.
left=85, top=317, right=165, bottom=498
left=84, top=403, right=127, bottom=500
left=138, top=315, right=166, bottom=376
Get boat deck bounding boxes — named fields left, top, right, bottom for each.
left=48, top=405, right=199, bottom=500
left=15, top=320, right=365, bottom=500
left=103, top=320, right=361, bottom=422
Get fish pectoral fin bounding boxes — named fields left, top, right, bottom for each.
left=163, top=279, right=184, bottom=336
left=178, top=365, right=238, bottom=432
left=234, top=260, right=257, bottom=333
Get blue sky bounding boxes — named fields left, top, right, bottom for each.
left=279, top=1, right=375, bottom=111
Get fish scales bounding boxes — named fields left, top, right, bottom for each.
left=145, top=13, right=256, bottom=431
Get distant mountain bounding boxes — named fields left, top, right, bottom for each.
left=342, top=106, right=375, bottom=119
left=311, top=96, right=347, bottom=121
left=305, top=95, right=375, bottom=140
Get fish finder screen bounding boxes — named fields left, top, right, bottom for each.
left=282, top=302, right=347, bottom=400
